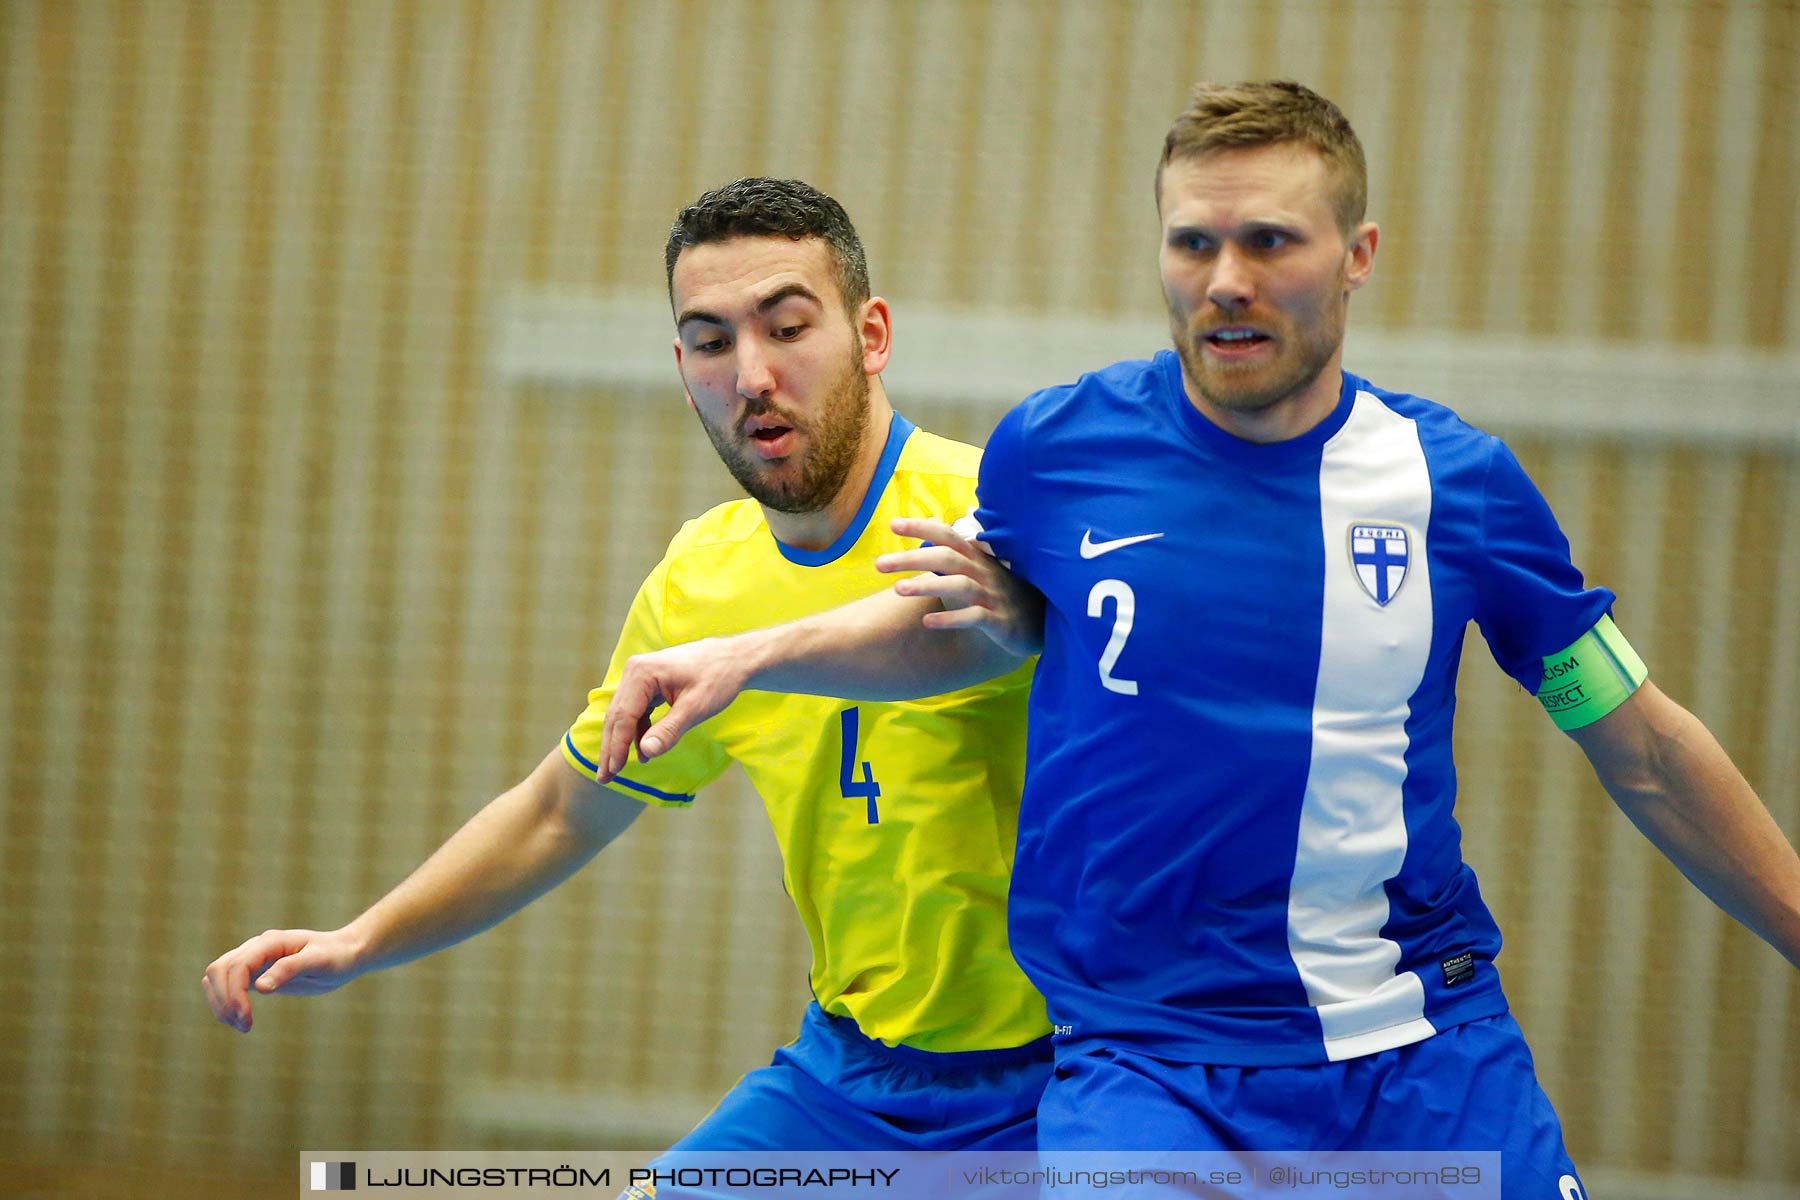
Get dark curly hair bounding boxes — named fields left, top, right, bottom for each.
left=664, top=178, right=871, bottom=314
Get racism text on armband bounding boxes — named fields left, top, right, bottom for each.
left=1535, top=614, right=1648, bottom=731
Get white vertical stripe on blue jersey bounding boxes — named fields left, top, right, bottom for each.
left=1288, top=390, right=1439, bottom=1062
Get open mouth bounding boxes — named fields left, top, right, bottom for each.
left=1204, top=328, right=1272, bottom=352
left=743, top=419, right=798, bottom=459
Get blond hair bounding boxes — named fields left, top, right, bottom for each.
left=1157, top=80, right=1367, bottom=234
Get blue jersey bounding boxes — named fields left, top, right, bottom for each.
left=969, top=352, right=1614, bottom=1067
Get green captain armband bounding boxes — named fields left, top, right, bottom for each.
left=1535, top=614, right=1648, bottom=731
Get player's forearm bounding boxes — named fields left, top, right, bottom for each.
left=1588, top=694, right=1800, bottom=969
left=734, top=589, right=1022, bottom=702
left=342, top=755, right=624, bottom=975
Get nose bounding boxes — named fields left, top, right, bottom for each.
left=735, top=339, right=776, bottom=401
left=1205, top=244, right=1255, bottom=312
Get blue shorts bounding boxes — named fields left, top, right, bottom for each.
left=1039, top=1013, right=1583, bottom=1200
left=672, top=1002, right=1051, bottom=1152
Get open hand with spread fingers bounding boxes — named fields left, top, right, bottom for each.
left=878, top=516, right=1045, bottom=660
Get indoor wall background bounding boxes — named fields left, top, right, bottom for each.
left=2, top=1, right=1796, bottom=1195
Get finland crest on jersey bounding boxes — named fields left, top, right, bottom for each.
left=1348, top=523, right=1410, bottom=606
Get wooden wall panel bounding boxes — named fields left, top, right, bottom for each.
left=0, top=0, right=1795, bottom=1188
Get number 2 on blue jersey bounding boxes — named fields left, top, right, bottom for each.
left=1087, top=579, right=1140, bottom=695
left=838, top=706, right=882, bottom=823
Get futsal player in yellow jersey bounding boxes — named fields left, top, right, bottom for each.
left=560, top=419, right=1042, bottom=1058
left=203, top=178, right=1052, bottom=1149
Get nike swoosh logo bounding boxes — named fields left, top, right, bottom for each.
left=1079, top=530, right=1164, bottom=558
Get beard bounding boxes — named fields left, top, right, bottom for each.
left=1170, top=292, right=1345, bottom=415
left=696, top=335, right=872, bottom=515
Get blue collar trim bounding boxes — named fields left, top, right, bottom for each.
left=775, top=411, right=916, bottom=567
left=1159, top=351, right=1356, bottom=463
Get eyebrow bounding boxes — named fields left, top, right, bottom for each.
left=1167, top=218, right=1303, bottom=238
left=676, top=283, right=825, bottom=331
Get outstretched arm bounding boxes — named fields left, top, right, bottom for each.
left=202, top=747, right=642, bottom=1032
left=1568, top=681, right=1800, bottom=969
left=596, top=516, right=1043, bottom=782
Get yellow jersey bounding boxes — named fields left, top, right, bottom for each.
left=563, top=413, right=1048, bottom=1053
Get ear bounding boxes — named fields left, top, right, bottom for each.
left=672, top=338, right=697, bottom=412
left=857, top=296, right=893, bottom=375
left=1344, top=221, right=1379, bottom=293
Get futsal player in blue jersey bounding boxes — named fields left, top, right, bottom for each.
left=202, top=179, right=1053, bottom=1163
left=598, top=84, right=1800, bottom=1196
